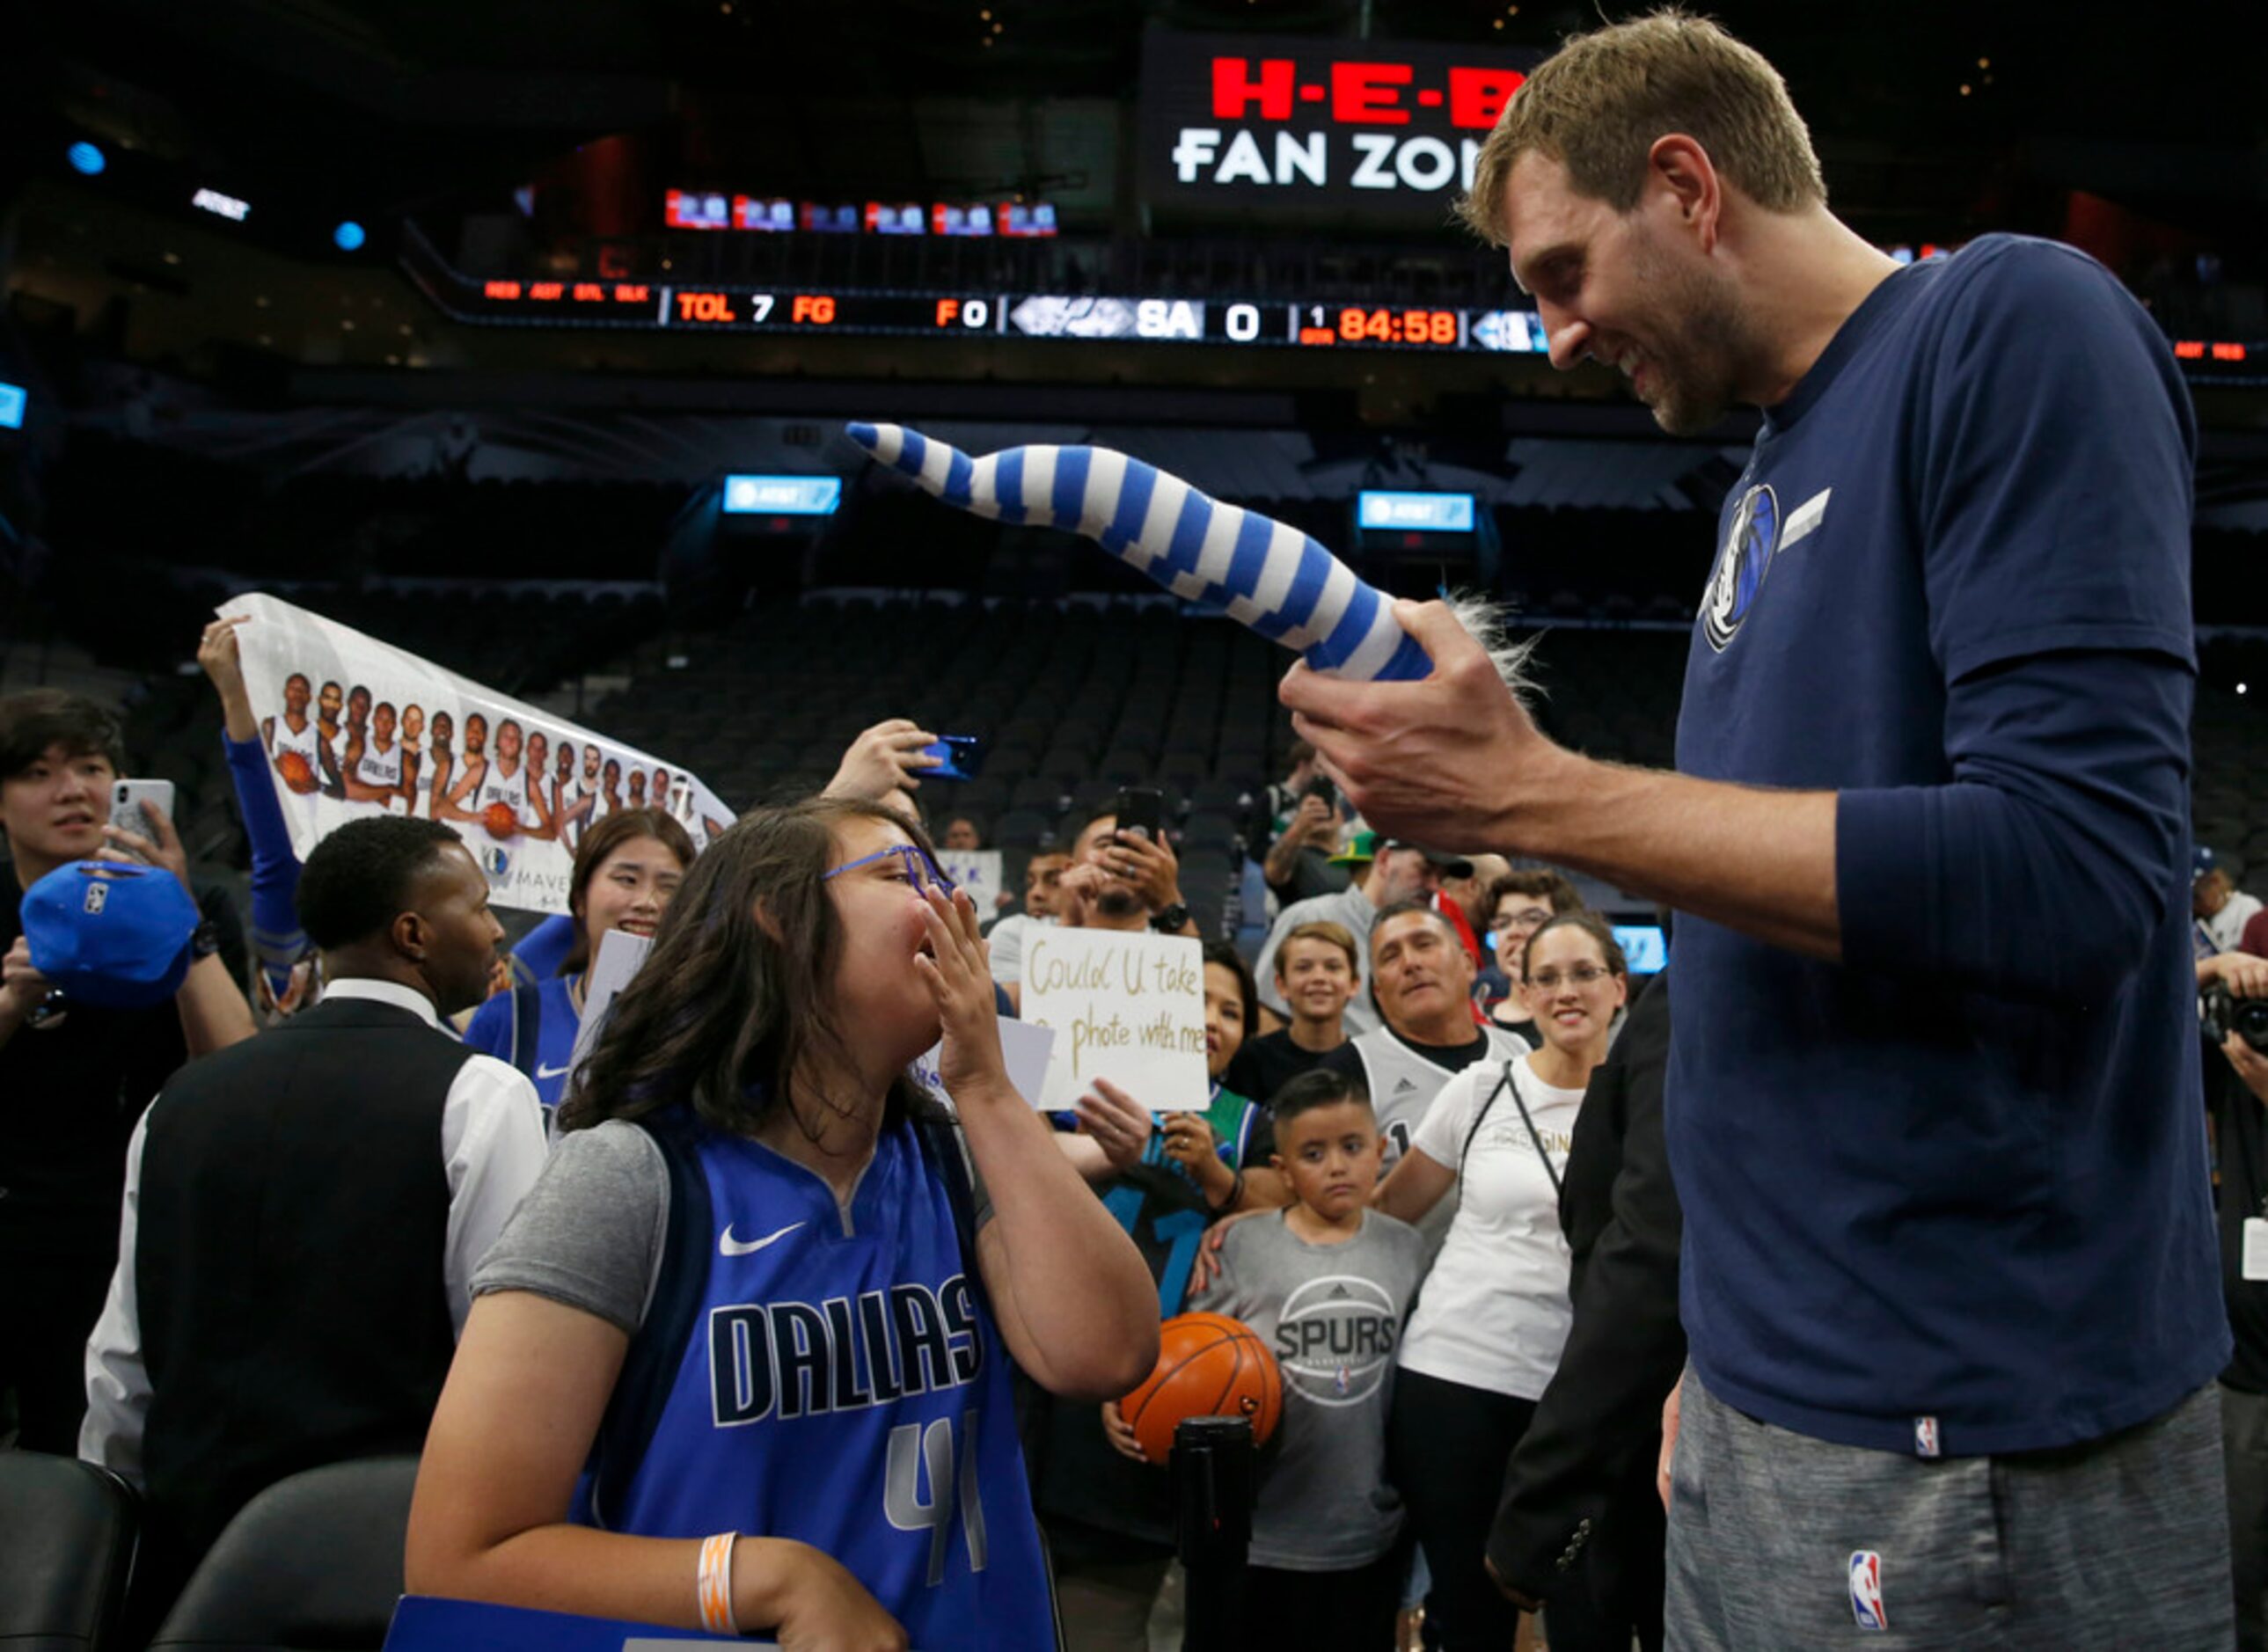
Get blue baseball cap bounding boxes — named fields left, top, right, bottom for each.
left=2195, top=844, right=2220, bottom=884
left=21, top=861, right=201, bottom=1008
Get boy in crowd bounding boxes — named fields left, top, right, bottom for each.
left=1228, top=920, right=1360, bottom=1104
left=1186, top=1070, right=1424, bottom=1650
left=1254, top=837, right=1459, bottom=1035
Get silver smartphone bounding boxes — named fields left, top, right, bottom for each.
left=112, top=778, right=178, bottom=851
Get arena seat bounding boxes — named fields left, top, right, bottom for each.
left=1155, top=752, right=1211, bottom=795
left=1050, top=771, right=1101, bottom=808
left=993, top=808, right=1058, bottom=850
left=1187, top=778, right=1254, bottom=816
left=1182, top=810, right=1245, bottom=856
left=1010, top=778, right=1070, bottom=815
left=953, top=778, right=1012, bottom=820
left=0, top=1452, right=139, bottom=1652
left=145, top=1457, right=418, bottom=1652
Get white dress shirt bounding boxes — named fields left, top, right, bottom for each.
left=78, top=977, right=548, bottom=1486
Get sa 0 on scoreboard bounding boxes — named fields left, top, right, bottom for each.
left=415, top=268, right=1555, bottom=355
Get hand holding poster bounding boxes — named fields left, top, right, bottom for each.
left=221, top=593, right=734, bottom=913
left=1020, top=926, right=1209, bottom=1113
left=564, top=926, right=654, bottom=1099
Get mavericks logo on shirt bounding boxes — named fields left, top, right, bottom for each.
left=1703, top=483, right=1780, bottom=652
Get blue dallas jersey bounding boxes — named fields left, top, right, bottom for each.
left=462, top=976, right=581, bottom=1113
left=588, top=1111, right=1052, bottom=1651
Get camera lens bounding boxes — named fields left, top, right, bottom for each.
left=2238, top=998, right=2268, bottom=1053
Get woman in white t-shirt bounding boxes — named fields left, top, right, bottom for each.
left=1372, top=912, right=1628, bottom=1651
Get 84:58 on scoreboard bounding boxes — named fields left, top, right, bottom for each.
left=440, top=273, right=1528, bottom=351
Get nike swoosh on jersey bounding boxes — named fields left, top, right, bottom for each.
left=720, top=1221, right=806, bottom=1257
left=536, top=1062, right=572, bottom=1078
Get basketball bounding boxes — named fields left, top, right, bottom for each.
left=277, top=749, right=315, bottom=792
left=1121, top=1311, right=1282, bottom=1465
left=482, top=800, right=519, bottom=840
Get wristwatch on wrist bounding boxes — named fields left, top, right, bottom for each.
left=1151, top=903, right=1190, bottom=933
left=189, top=918, right=222, bottom=961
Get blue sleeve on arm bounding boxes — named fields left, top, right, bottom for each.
left=511, top=914, right=579, bottom=983
left=1917, top=241, right=2196, bottom=683
left=1839, top=245, right=2198, bottom=1005
left=1838, top=647, right=2191, bottom=1003
left=223, top=733, right=304, bottom=998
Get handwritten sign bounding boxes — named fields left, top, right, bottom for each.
left=1021, top=928, right=1208, bottom=1112
left=937, top=849, right=1004, bottom=908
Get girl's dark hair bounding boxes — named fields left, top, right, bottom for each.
left=1202, top=939, right=1259, bottom=1045
left=560, top=796, right=942, bottom=1140
left=1521, top=910, right=1629, bottom=980
left=1268, top=1066, right=1369, bottom=1130
left=560, top=808, right=699, bottom=974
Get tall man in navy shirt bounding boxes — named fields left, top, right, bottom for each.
left=1281, top=12, right=2230, bottom=1646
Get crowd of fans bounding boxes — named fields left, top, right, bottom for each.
left=1, top=583, right=2264, bottom=1652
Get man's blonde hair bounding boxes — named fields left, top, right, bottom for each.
left=1457, top=9, right=1825, bottom=247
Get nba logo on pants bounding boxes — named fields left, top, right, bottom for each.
left=1849, top=1550, right=1888, bottom=1631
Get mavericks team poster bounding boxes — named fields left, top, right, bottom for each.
left=221, top=592, right=731, bottom=914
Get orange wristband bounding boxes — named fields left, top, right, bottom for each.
left=697, top=1531, right=738, bottom=1636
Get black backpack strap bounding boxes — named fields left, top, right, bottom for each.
left=505, top=979, right=543, bottom=1081
left=1457, top=1063, right=1516, bottom=1183
left=915, top=1111, right=993, bottom=1320
left=586, top=1113, right=713, bottom=1527
left=1501, top=1060, right=1564, bottom=1199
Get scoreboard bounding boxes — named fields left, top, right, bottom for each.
left=411, top=267, right=1553, bottom=355
left=402, top=263, right=2257, bottom=380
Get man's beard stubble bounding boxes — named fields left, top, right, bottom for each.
left=1632, top=245, right=1756, bottom=438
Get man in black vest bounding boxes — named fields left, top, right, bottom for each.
left=79, top=815, right=546, bottom=1612
left=1487, top=971, right=1680, bottom=1651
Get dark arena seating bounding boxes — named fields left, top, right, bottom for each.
left=0, top=1451, right=137, bottom=1650
left=4, top=4, right=2267, bottom=1650
left=145, top=1458, right=419, bottom=1652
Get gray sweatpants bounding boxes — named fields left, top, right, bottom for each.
left=1665, top=1368, right=2233, bottom=1648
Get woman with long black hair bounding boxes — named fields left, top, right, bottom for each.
left=406, top=797, right=1157, bottom=1649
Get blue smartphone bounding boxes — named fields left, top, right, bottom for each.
left=923, top=735, right=984, bottom=781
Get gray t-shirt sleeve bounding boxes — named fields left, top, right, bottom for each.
left=988, top=915, right=1027, bottom=985
left=470, top=1119, right=669, bottom=1335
